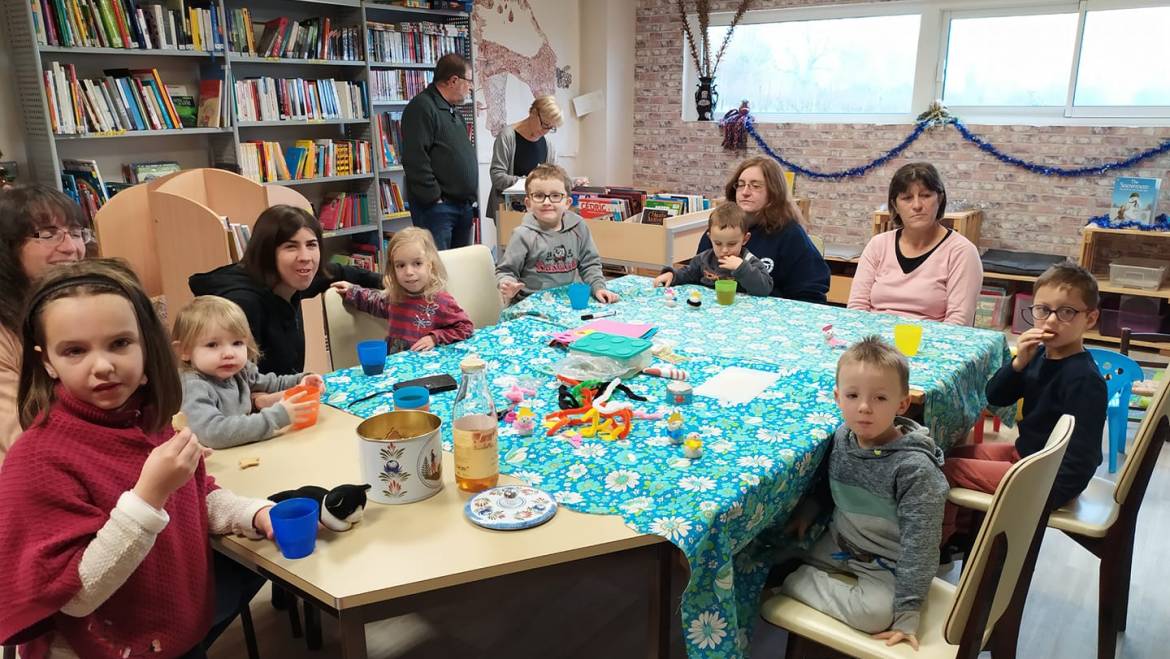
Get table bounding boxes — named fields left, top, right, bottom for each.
left=501, top=275, right=1015, bottom=446
left=207, top=405, right=670, bottom=659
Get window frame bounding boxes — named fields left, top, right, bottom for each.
left=684, top=0, right=1170, bottom=126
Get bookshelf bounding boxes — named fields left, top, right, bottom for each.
left=3, top=0, right=475, bottom=272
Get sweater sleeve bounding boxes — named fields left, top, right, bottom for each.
left=1052, top=374, right=1107, bottom=503
left=577, top=227, right=608, bottom=293
left=891, top=458, right=948, bottom=635
left=401, top=99, right=441, bottom=206
left=734, top=254, right=774, bottom=296
left=943, top=238, right=984, bottom=326
left=341, top=285, right=393, bottom=319
left=670, top=252, right=707, bottom=286
left=59, top=491, right=170, bottom=617
left=495, top=229, right=530, bottom=286
left=428, top=294, right=475, bottom=345
left=0, top=327, right=22, bottom=465
left=847, top=237, right=881, bottom=312
left=310, top=263, right=383, bottom=295
left=986, top=360, right=1028, bottom=408
left=182, top=377, right=290, bottom=449
left=206, top=488, right=272, bottom=539
left=489, top=131, right=519, bottom=196
left=243, top=362, right=302, bottom=394
left=775, top=226, right=830, bottom=303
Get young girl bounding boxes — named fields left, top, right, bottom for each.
left=332, top=227, right=473, bottom=353
left=173, top=296, right=324, bottom=449
left=0, top=259, right=274, bottom=659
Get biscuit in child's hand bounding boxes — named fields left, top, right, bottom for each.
left=172, top=412, right=188, bottom=431
left=238, top=457, right=260, bottom=470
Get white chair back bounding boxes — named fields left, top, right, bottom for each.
left=438, top=244, right=502, bottom=328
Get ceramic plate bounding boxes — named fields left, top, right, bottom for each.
left=464, top=485, right=558, bottom=531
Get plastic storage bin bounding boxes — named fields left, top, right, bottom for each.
left=975, top=286, right=1011, bottom=330
left=1119, top=295, right=1168, bottom=333
left=1097, top=296, right=1121, bottom=337
left=1109, top=257, right=1169, bottom=290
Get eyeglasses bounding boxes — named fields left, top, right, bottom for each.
left=459, top=75, right=473, bottom=83
left=1023, top=304, right=1087, bottom=324
left=538, top=115, right=558, bottom=133
left=735, top=180, right=765, bottom=192
left=28, top=226, right=93, bottom=245
left=527, top=192, right=566, bottom=203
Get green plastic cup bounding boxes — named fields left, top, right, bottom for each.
left=715, top=279, right=737, bottom=305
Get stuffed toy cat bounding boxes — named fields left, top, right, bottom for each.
left=269, top=483, right=371, bottom=532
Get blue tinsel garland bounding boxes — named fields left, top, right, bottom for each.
left=742, top=113, right=1170, bottom=181
left=1086, top=213, right=1170, bottom=231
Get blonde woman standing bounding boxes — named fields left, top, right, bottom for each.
left=487, top=95, right=569, bottom=222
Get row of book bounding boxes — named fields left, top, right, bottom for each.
left=226, top=12, right=363, bottom=61
left=44, top=62, right=200, bottom=135
left=238, top=138, right=372, bottom=183
left=225, top=220, right=252, bottom=263
left=574, top=187, right=647, bottom=223
left=641, top=193, right=711, bottom=225
left=378, top=179, right=406, bottom=216
left=124, top=160, right=180, bottom=183
left=319, top=191, right=371, bottom=231
left=375, top=111, right=403, bottom=169
left=233, top=77, right=367, bottom=123
left=60, top=158, right=108, bottom=223
left=365, top=21, right=468, bottom=65
left=332, top=246, right=377, bottom=272
left=371, top=69, right=431, bottom=104
left=33, top=0, right=225, bottom=52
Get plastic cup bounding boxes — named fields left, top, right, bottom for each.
left=393, top=385, right=431, bottom=411
left=270, top=498, right=319, bottom=559
left=283, top=383, right=321, bottom=430
left=567, top=282, right=591, bottom=310
left=894, top=323, right=923, bottom=357
left=715, top=279, right=737, bottom=305
left=356, top=339, right=388, bottom=376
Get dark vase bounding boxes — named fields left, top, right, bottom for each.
left=695, top=76, right=718, bottom=121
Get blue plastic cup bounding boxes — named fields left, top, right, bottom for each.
left=393, top=385, right=430, bottom=410
left=567, top=282, right=591, bottom=310
left=270, top=498, right=319, bottom=560
left=356, top=339, right=388, bottom=376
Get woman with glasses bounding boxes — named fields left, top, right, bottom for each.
left=848, top=162, right=983, bottom=325
left=487, top=95, right=576, bottom=225
left=0, top=184, right=90, bottom=462
left=697, top=157, right=830, bottom=302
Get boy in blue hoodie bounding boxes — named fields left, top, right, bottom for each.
left=783, top=336, right=948, bottom=650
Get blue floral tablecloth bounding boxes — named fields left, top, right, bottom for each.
left=502, top=276, right=1015, bottom=447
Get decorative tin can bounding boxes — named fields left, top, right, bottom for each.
left=667, top=381, right=693, bottom=405
left=356, top=410, right=444, bottom=504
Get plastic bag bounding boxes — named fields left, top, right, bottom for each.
left=555, top=352, right=649, bottom=382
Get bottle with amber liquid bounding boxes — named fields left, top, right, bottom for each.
left=452, top=355, right=499, bottom=492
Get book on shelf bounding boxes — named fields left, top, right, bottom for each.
left=375, top=111, right=403, bottom=168
left=1109, top=176, right=1162, bottom=225
left=577, top=197, right=629, bottom=222
left=223, top=220, right=251, bottom=262
left=238, top=138, right=372, bottom=183
left=196, top=76, right=226, bottom=127
left=165, top=84, right=197, bottom=128
left=233, top=77, right=368, bottom=123
left=365, top=21, right=469, bottom=65
left=229, top=13, right=362, bottom=61
left=378, top=179, right=406, bottom=215
left=371, top=69, right=432, bottom=103
left=43, top=62, right=194, bottom=135
left=34, top=0, right=222, bottom=52
left=124, top=160, right=180, bottom=183
left=318, top=191, right=370, bottom=231
left=60, top=158, right=109, bottom=222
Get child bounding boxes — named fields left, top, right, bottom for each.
left=332, top=227, right=473, bottom=354
left=174, top=296, right=324, bottom=449
left=496, top=163, right=620, bottom=305
left=652, top=203, right=773, bottom=295
left=942, top=262, right=1107, bottom=542
left=0, top=259, right=274, bottom=658
left=782, top=336, right=947, bottom=651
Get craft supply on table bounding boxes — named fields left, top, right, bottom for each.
left=693, top=366, right=781, bottom=405
left=821, top=324, right=848, bottom=348
left=683, top=435, right=703, bottom=459
left=356, top=339, right=389, bottom=376
left=686, top=290, right=702, bottom=308
left=269, top=498, right=320, bottom=560
left=666, top=410, right=685, bottom=444
left=511, top=406, right=536, bottom=436
left=464, top=485, right=558, bottom=531
left=667, top=381, right=693, bottom=405
left=356, top=410, right=445, bottom=504
left=664, top=287, right=678, bottom=308
left=393, top=386, right=431, bottom=411
left=581, top=310, right=616, bottom=320
left=642, top=363, right=688, bottom=380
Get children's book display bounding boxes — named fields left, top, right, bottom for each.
left=1110, top=176, right=1162, bottom=225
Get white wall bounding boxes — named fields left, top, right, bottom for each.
left=0, top=15, right=29, bottom=176
left=577, top=0, right=634, bottom=186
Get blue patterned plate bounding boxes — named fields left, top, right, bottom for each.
left=464, top=485, right=558, bottom=531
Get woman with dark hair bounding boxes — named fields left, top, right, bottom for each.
left=697, top=156, right=830, bottom=302
left=189, top=205, right=381, bottom=375
left=848, top=163, right=982, bottom=325
left=0, top=184, right=89, bottom=462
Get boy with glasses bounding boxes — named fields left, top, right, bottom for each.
left=495, top=164, right=618, bottom=305
left=940, top=262, right=1107, bottom=546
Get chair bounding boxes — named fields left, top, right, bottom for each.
left=1086, top=347, right=1142, bottom=473
left=760, top=416, right=1073, bottom=659
left=437, top=244, right=503, bottom=328
left=322, top=288, right=387, bottom=371
left=947, top=377, right=1169, bottom=659
left=1119, top=327, right=1170, bottom=358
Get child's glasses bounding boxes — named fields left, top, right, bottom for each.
left=527, top=192, right=566, bottom=203
left=1023, top=304, right=1086, bottom=324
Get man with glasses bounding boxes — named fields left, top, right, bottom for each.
left=401, top=52, right=478, bottom=250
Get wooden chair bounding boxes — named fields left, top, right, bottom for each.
left=437, top=244, right=503, bottom=328
left=947, top=377, right=1169, bottom=659
left=760, top=416, right=1074, bottom=659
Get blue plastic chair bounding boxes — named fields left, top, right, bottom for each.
left=1087, top=348, right=1143, bottom=473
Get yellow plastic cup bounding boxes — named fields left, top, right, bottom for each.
left=893, top=323, right=923, bottom=357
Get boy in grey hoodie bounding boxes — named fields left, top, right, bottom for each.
left=496, top=163, right=620, bottom=305
left=652, top=203, right=773, bottom=296
left=782, top=336, right=948, bottom=651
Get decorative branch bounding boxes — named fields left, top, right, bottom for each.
left=676, top=0, right=754, bottom=78
left=709, top=0, right=752, bottom=79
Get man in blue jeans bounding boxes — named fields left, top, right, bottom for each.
left=401, top=52, right=478, bottom=250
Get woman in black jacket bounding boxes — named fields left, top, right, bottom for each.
left=190, top=205, right=381, bottom=375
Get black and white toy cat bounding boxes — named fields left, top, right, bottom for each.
left=269, top=484, right=372, bottom=532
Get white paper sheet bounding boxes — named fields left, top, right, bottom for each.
left=692, top=367, right=782, bottom=405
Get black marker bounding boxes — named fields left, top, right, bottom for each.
left=581, top=310, right=617, bottom=320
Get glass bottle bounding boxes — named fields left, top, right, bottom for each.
left=452, top=355, right=499, bottom=492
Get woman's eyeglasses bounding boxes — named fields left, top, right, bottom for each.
left=28, top=226, right=93, bottom=245
left=527, top=192, right=566, bottom=203
left=1023, top=304, right=1087, bottom=324
left=735, top=180, right=765, bottom=192
left=538, top=115, right=558, bottom=133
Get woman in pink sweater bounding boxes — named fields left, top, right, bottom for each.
left=848, top=163, right=983, bottom=325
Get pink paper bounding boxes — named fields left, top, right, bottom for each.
left=578, top=319, right=654, bottom=338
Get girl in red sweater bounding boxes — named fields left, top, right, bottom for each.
left=332, top=227, right=474, bottom=353
left=0, top=259, right=275, bottom=659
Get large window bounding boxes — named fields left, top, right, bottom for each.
left=695, top=1, right=1170, bottom=124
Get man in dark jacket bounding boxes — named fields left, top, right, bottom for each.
left=401, top=53, right=478, bottom=250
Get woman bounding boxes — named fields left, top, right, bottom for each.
left=487, top=95, right=568, bottom=222
left=697, top=157, right=830, bottom=302
left=848, top=162, right=983, bottom=325
left=0, top=184, right=88, bottom=462
left=189, top=205, right=382, bottom=376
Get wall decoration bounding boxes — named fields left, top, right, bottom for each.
left=676, top=0, right=753, bottom=120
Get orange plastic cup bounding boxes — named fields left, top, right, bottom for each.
left=283, top=384, right=322, bottom=430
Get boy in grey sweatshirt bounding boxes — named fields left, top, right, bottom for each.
left=782, top=336, right=948, bottom=650
left=653, top=203, right=773, bottom=296
left=496, top=163, right=619, bottom=305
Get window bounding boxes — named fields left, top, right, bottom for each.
left=690, top=1, right=1170, bottom=125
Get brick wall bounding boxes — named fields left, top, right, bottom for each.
left=634, top=0, right=1170, bottom=258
